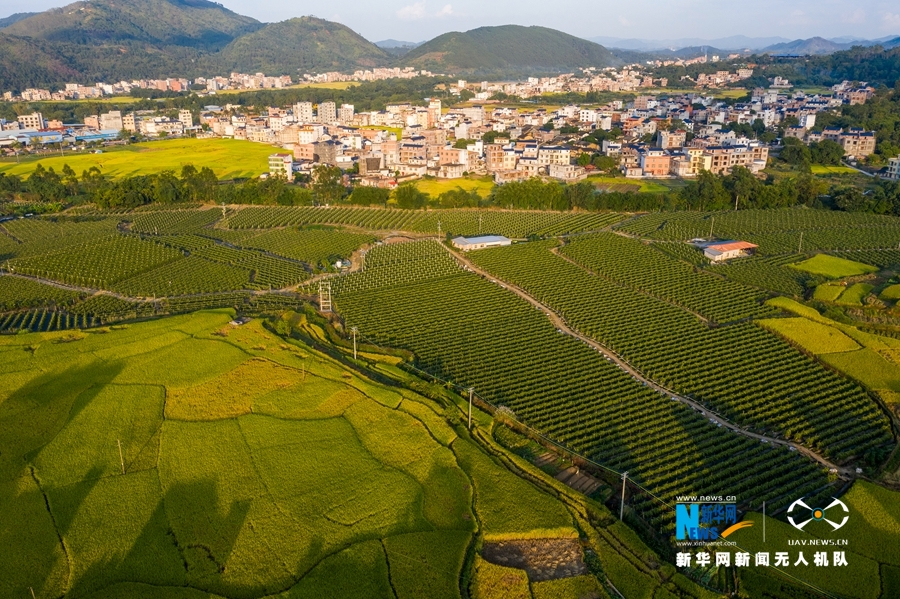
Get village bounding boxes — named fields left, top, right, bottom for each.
left=0, top=72, right=892, bottom=185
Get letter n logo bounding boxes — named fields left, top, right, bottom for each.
left=676, top=504, right=699, bottom=540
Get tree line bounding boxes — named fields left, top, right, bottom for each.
left=4, top=161, right=900, bottom=217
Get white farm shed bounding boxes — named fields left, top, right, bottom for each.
left=451, top=235, right=512, bottom=251
left=704, top=241, right=758, bottom=262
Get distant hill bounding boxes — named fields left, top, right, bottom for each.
left=375, top=39, right=423, bottom=49
left=403, top=25, right=622, bottom=74
left=0, top=12, right=38, bottom=29
left=761, top=37, right=848, bottom=55
left=209, top=17, right=391, bottom=74
left=592, top=35, right=789, bottom=51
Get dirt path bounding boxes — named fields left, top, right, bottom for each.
left=440, top=241, right=853, bottom=478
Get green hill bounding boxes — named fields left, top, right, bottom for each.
left=3, top=0, right=260, bottom=50
left=209, top=16, right=391, bottom=74
left=403, top=25, right=622, bottom=74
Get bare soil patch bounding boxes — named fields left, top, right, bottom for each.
left=481, top=538, right=587, bottom=581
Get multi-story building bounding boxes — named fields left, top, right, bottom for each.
left=178, top=110, right=193, bottom=128
left=123, top=113, right=137, bottom=132
left=83, top=115, right=101, bottom=130
left=268, top=153, right=294, bottom=178
left=537, top=146, right=571, bottom=166
left=840, top=129, right=876, bottom=158
left=887, top=156, right=900, bottom=181
left=702, top=143, right=769, bottom=175
left=294, top=102, right=314, bottom=123
left=17, top=112, right=45, bottom=130
left=317, top=101, right=337, bottom=123
left=657, top=129, right=686, bottom=150
left=338, top=104, right=355, bottom=124
left=100, top=110, right=124, bottom=131
left=638, top=148, right=672, bottom=177
left=140, top=118, right=185, bottom=137
left=438, top=147, right=469, bottom=170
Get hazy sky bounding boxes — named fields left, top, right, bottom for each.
left=3, top=0, right=900, bottom=42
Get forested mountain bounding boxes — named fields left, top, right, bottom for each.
left=208, top=17, right=390, bottom=74
left=401, top=25, right=623, bottom=74
left=742, top=45, right=900, bottom=88
left=2, top=0, right=260, bottom=50
left=0, top=0, right=264, bottom=90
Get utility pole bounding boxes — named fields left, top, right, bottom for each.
left=798, top=232, right=804, bottom=254
left=478, top=214, right=482, bottom=234
left=468, top=387, right=474, bottom=430
left=350, top=326, right=358, bottom=360
left=708, top=216, right=714, bottom=239
left=437, top=219, right=441, bottom=237
left=117, top=439, right=125, bottom=475
left=620, top=471, right=628, bottom=521
left=763, top=500, right=766, bottom=543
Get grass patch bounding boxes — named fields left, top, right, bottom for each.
left=383, top=530, right=472, bottom=599
left=531, top=575, right=608, bottom=599
left=810, top=164, right=858, bottom=175
left=452, top=437, right=575, bottom=540
left=821, top=348, right=900, bottom=393
left=278, top=540, right=392, bottom=599
left=470, top=556, right=531, bottom=599
left=835, top=283, right=874, bottom=305
left=758, top=317, right=861, bottom=354
left=586, top=174, right=668, bottom=192
left=0, top=138, right=276, bottom=180
left=880, top=284, right=900, bottom=300
left=360, top=125, right=403, bottom=140
left=813, top=283, right=845, bottom=302
left=415, top=176, right=495, bottom=198
left=790, top=254, right=878, bottom=279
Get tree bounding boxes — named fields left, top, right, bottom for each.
left=393, top=184, right=428, bottom=209
left=577, top=153, right=592, bottom=167
left=348, top=186, right=390, bottom=206
left=438, top=187, right=480, bottom=208
left=61, top=164, right=79, bottom=197
left=453, top=138, right=471, bottom=149
left=311, top=164, right=345, bottom=205
left=833, top=186, right=868, bottom=212
left=565, top=181, right=596, bottom=210
left=151, top=171, right=181, bottom=204
left=780, top=142, right=812, bottom=168
left=809, top=140, right=845, bottom=165
left=724, top=166, right=759, bottom=210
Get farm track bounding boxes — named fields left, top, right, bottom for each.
left=0, top=271, right=299, bottom=302
left=441, top=241, right=854, bottom=479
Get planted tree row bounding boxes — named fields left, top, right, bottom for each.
left=469, top=241, right=893, bottom=463
left=333, top=244, right=830, bottom=525
left=560, top=233, right=774, bottom=323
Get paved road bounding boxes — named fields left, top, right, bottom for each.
left=440, top=241, right=853, bottom=478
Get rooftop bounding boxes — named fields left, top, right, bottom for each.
left=452, top=235, right=511, bottom=245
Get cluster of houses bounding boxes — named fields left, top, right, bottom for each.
left=2, top=68, right=891, bottom=184
left=221, top=82, right=881, bottom=184
left=0, top=67, right=437, bottom=103
left=0, top=109, right=196, bottom=146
